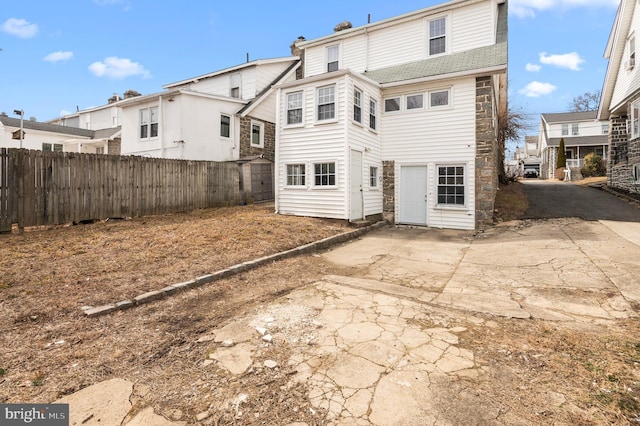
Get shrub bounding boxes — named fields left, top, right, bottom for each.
left=556, top=138, right=567, bottom=169
left=580, top=153, right=606, bottom=177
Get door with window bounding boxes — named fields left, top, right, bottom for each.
left=399, top=166, right=428, bottom=225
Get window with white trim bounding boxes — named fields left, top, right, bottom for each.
left=384, top=98, right=400, bottom=112
left=353, top=89, right=362, bottom=123
left=571, top=123, right=579, bottom=136
left=43, top=143, right=63, bottom=152
left=429, top=89, right=450, bottom=108
left=632, top=100, right=640, bottom=139
left=602, top=123, right=609, bottom=135
left=317, top=86, right=336, bottom=121
left=369, top=100, right=377, bottom=131
left=429, top=17, right=446, bottom=56
left=437, top=165, right=465, bottom=206
left=629, top=36, right=636, bottom=70
left=327, top=45, right=339, bottom=72
left=220, top=114, right=231, bottom=138
left=406, top=94, right=424, bottom=110
left=286, top=164, right=306, bottom=186
left=562, top=124, right=569, bottom=136
left=230, top=73, right=241, bottom=98
left=251, top=120, right=264, bottom=147
left=370, top=166, right=378, bottom=188
left=314, top=162, right=336, bottom=186
left=140, top=107, right=158, bottom=139
left=286, top=92, right=303, bottom=125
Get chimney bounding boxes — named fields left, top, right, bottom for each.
left=123, top=89, right=141, bottom=99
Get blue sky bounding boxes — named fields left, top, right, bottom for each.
left=0, top=0, right=621, bottom=150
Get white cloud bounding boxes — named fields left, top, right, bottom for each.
left=89, top=57, right=151, bottom=79
left=43, top=51, right=73, bottom=63
left=519, top=81, right=557, bottom=98
left=525, top=63, right=541, bottom=72
left=539, top=52, right=585, bottom=71
left=1, top=18, right=38, bottom=38
left=511, top=0, right=619, bottom=19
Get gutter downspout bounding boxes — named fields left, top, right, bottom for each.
left=159, top=95, right=165, bottom=158
left=274, top=87, right=281, bottom=214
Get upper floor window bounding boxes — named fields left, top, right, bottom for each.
left=353, top=89, right=362, bottom=123
left=562, top=124, right=569, bottom=136
left=220, top=114, right=231, bottom=138
left=369, top=100, right=377, bottom=131
left=602, top=123, right=609, bottom=135
left=230, top=73, right=241, bottom=98
left=629, top=36, right=636, bottom=70
left=251, top=120, right=264, bottom=147
left=407, top=94, right=424, bottom=110
left=327, top=45, right=339, bottom=72
left=286, top=92, right=303, bottom=125
left=430, top=89, right=450, bottom=108
left=572, top=123, right=579, bottom=136
left=429, top=17, right=446, bottom=56
left=317, top=86, right=336, bottom=121
left=140, top=107, right=158, bottom=139
left=384, top=97, right=401, bottom=113
left=632, top=100, right=640, bottom=139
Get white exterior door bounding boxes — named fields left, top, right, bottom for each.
left=350, top=150, right=363, bottom=220
left=399, top=165, right=427, bottom=225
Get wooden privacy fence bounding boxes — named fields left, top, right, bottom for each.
left=0, top=149, right=241, bottom=232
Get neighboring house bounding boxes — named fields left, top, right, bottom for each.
left=598, top=0, right=640, bottom=193
left=275, top=0, right=507, bottom=230
left=117, top=57, right=299, bottom=202
left=522, top=136, right=542, bottom=174
left=0, top=113, right=120, bottom=154
left=539, top=111, right=609, bottom=179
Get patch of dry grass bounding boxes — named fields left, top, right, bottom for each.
left=493, top=181, right=528, bottom=222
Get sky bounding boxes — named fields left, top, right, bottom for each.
left=0, top=0, right=622, bottom=152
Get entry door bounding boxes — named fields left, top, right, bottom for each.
left=350, top=150, right=363, bottom=220
left=399, top=166, right=428, bottom=225
left=250, top=163, right=273, bottom=202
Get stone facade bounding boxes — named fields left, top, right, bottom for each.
left=382, top=161, right=395, bottom=223
left=608, top=114, right=634, bottom=191
left=108, top=138, right=121, bottom=155
left=239, top=116, right=275, bottom=161
left=475, top=76, right=499, bottom=229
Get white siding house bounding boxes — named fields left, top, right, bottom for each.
left=275, top=0, right=507, bottom=229
left=598, top=0, right=640, bottom=193
left=539, top=112, right=609, bottom=179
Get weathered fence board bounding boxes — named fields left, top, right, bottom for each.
left=0, top=149, right=241, bottom=232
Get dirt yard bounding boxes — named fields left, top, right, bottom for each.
left=1, top=196, right=640, bottom=424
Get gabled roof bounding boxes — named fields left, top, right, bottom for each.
left=548, top=135, right=609, bottom=147
left=0, top=115, right=94, bottom=138
left=163, top=57, right=299, bottom=89
left=238, top=61, right=301, bottom=117
left=541, top=111, right=599, bottom=123
left=363, top=2, right=507, bottom=85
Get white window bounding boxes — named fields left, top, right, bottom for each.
left=406, top=94, right=424, bottom=110
left=251, top=120, right=264, bottom=147
left=632, top=100, right=640, bottom=139
left=327, top=45, right=339, bottom=72
left=384, top=98, right=400, bottom=112
left=314, top=162, right=336, bottom=186
left=140, top=107, right=158, bottom=139
left=353, top=89, right=362, bottom=123
left=370, top=166, right=378, bottom=188
left=317, top=86, right=336, bottom=121
left=437, top=165, right=465, bottom=206
left=602, top=123, right=609, bottom=135
left=286, top=92, right=303, bottom=125
left=571, top=123, right=579, bottom=136
left=43, top=143, right=63, bottom=152
left=429, top=89, right=450, bottom=108
left=629, top=36, right=636, bottom=70
left=562, top=124, right=569, bottom=136
left=429, top=17, right=446, bottom=56
left=220, top=114, right=231, bottom=138
left=286, top=164, right=306, bottom=186
left=369, top=100, right=377, bottom=131
left=230, top=73, right=241, bottom=98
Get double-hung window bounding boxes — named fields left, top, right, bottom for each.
left=140, top=107, right=158, bottom=139
left=632, top=100, right=640, bottom=139
left=286, top=164, right=306, bottom=186
left=370, top=166, right=378, bottom=188
left=369, top=100, right=377, bottom=131
left=286, top=92, right=303, bottom=125
left=314, top=162, right=336, bottom=186
left=327, top=45, right=339, bottom=72
left=571, top=123, right=579, bottom=136
left=251, top=120, right=264, bottom=147
left=562, top=124, right=569, bottom=136
left=317, top=86, right=336, bottom=121
left=629, top=36, right=636, bottom=70
left=437, top=166, right=465, bottom=206
left=353, top=89, right=362, bottom=123
left=429, top=17, right=446, bottom=56
left=220, top=114, right=231, bottom=138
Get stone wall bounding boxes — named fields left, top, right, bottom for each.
left=608, top=115, right=633, bottom=191
left=382, top=161, right=395, bottom=223
left=239, top=117, right=275, bottom=161
left=475, top=76, right=499, bottom=229
left=108, top=138, right=121, bottom=155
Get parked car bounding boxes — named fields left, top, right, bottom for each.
left=524, top=169, right=539, bottom=178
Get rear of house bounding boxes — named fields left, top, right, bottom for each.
left=275, top=0, right=507, bottom=230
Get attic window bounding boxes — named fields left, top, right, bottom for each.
left=429, top=17, right=446, bottom=56
left=629, top=36, right=636, bottom=70
left=230, top=73, right=241, bottom=98
left=327, top=45, right=339, bottom=72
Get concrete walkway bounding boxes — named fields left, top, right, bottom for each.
left=58, top=217, right=640, bottom=425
